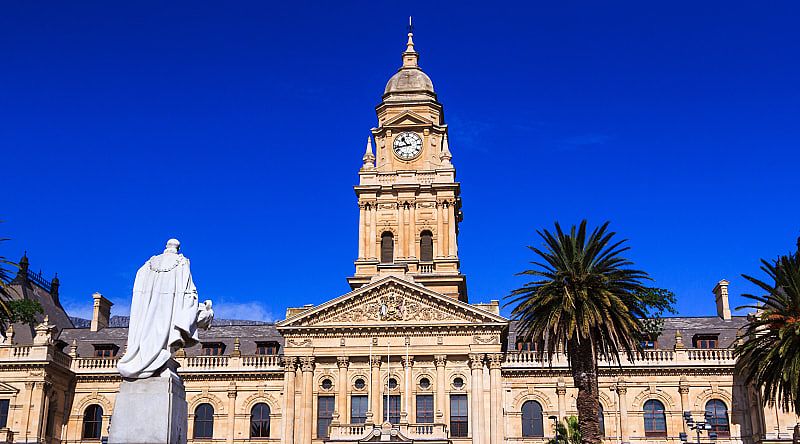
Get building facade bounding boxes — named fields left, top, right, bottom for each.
left=0, top=31, right=797, bottom=444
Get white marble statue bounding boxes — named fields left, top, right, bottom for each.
left=117, top=239, right=213, bottom=379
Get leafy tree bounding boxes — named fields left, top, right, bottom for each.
left=506, top=221, right=673, bottom=444
left=0, top=225, right=44, bottom=333
left=735, top=238, right=800, bottom=413
left=547, top=416, right=581, bottom=444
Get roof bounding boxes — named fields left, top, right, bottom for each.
left=507, top=316, right=748, bottom=350
left=58, top=322, right=284, bottom=357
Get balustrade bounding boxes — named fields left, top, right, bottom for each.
left=504, top=347, right=736, bottom=369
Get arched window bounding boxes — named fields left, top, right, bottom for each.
left=193, top=403, right=214, bottom=439
left=82, top=404, right=103, bottom=440
left=250, top=403, right=270, bottom=438
left=643, top=400, right=667, bottom=437
left=599, top=404, right=605, bottom=437
left=419, top=230, right=433, bottom=262
left=705, top=399, right=730, bottom=436
left=381, top=232, right=394, bottom=264
left=521, top=400, right=544, bottom=437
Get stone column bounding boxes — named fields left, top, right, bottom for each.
left=488, top=354, right=503, bottom=444
left=448, top=201, right=458, bottom=257
left=616, top=380, right=629, bottom=443
left=436, top=201, right=444, bottom=257
left=370, top=356, right=382, bottom=421
left=402, top=355, right=414, bottom=421
left=300, top=357, right=315, bottom=444
left=442, top=201, right=450, bottom=256
left=227, top=382, right=237, bottom=444
left=557, top=377, right=567, bottom=420
left=337, top=357, right=350, bottom=423
left=434, top=355, right=447, bottom=421
left=368, top=204, right=377, bottom=259
left=397, top=202, right=405, bottom=258
left=469, top=354, right=485, bottom=444
left=679, top=379, right=690, bottom=435
left=358, top=204, right=366, bottom=259
left=283, top=357, right=298, bottom=444
left=409, top=202, right=417, bottom=258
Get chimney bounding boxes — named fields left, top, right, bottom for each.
left=90, top=292, right=113, bottom=332
left=712, top=280, right=731, bottom=320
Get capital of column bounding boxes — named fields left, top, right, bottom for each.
left=556, top=387, right=567, bottom=396
left=468, top=353, right=485, bottom=370
left=227, top=382, right=237, bottom=398
left=337, top=356, right=350, bottom=368
left=678, top=385, right=690, bottom=395
left=300, top=356, right=315, bottom=372
left=434, top=354, right=447, bottom=368
left=370, top=356, right=382, bottom=368
left=282, top=356, right=298, bottom=371
left=487, top=353, right=504, bottom=369
left=401, top=355, right=415, bottom=368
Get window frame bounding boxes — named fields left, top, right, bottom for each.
left=255, top=341, right=279, bottom=355
left=249, top=402, right=271, bottom=439
left=317, top=395, right=335, bottom=438
left=705, top=399, right=730, bottom=436
left=351, top=395, right=368, bottom=424
left=450, top=394, right=468, bottom=438
left=692, top=334, right=719, bottom=349
left=382, top=394, right=401, bottom=425
left=419, top=230, right=434, bottom=262
left=93, top=344, right=119, bottom=358
left=193, top=402, right=215, bottom=439
left=380, top=231, right=394, bottom=264
left=643, top=399, right=667, bottom=437
left=82, top=404, right=103, bottom=440
left=0, top=399, right=9, bottom=429
left=201, top=342, right=226, bottom=356
left=521, top=400, right=544, bottom=437
left=416, top=394, right=434, bottom=423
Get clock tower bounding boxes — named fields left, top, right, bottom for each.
left=348, top=29, right=467, bottom=301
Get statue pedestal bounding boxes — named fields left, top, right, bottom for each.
left=109, top=360, right=187, bottom=444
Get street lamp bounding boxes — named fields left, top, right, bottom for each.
left=549, top=415, right=559, bottom=443
left=680, top=411, right=718, bottom=443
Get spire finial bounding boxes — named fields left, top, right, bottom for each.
left=440, top=134, right=453, bottom=167
left=402, top=18, right=419, bottom=68
left=362, top=136, right=376, bottom=170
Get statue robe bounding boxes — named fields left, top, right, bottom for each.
left=117, top=252, right=200, bottom=379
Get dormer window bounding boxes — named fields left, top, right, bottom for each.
left=256, top=341, right=279, bottom=355
left=93, top=344, right=119, bottom=358
left=693, top=334, right=719, bottom=349
left=516, top=340, right=538, bottom=352
left=202, top=342, right=226, bottom=356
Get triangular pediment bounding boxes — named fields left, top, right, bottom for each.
left=277, top=275, right=506, bottom=329
left=0, top=381, right=19, bottom=394
left=381, top=111, right=433, bottom=128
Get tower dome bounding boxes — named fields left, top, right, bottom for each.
left=382, top=30, right=437, bottom=102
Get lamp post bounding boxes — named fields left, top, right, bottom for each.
left=549, top=415, right=559, bottom=443
left=679, top=411, right=718, bottom=444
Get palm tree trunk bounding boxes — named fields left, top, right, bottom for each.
left=570, top=340, right=602, bottom=444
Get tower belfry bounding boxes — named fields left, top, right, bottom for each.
left=348, top=27, right=466, bottom=301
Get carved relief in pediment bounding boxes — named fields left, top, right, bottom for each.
left=307, top=283, right=475, bottom=326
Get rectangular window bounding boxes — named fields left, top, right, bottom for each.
left=382, top=395, right=401, bottom=425
left=93, top=344, right=118, bottom=358
left=450, top=394, right=468, bottom=438
left=317, top=396, right=335, bottom=438
left=693, top=335, right=719, bottom=349
left=202, top=342, right=225, bottom=356
left=416, top=395, right=434, bottom=423
left=351, top=395, right=368, bottom=424
left=0, top=399, right=8, bottom=428
left=255, top=341, right=279, bottom=355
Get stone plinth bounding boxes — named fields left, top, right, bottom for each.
left=108, top=360, right=187, bottom=444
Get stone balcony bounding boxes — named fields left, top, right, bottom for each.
left=327, top=422, right=448, bottom=443
left=503, top=348, right=735, bottom=369
left=69, top=353, right=284, bottom=374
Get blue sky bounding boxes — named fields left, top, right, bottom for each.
left=2, top=1, right=798, bottom=322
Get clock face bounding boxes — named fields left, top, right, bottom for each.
left=393, top=132, right=423, bottom=160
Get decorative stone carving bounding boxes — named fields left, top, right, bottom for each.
left=337, top=356, right=350, bottom=368
left=300, top=356, right=315, bottom=372
left=434, top=355, right=447, bottom=368
left=487, top=353, right=504, bottom=369
left=288, top=339, right=313, bottom=347
left=473, top=334, right=499, bottom=344
left=468, top=353, right=485, bottom=370
left=370, top=356, right=382, bottom=368
left=282, top=356, right=298, bottom=371
left=401, top=356, right=414, bottom=368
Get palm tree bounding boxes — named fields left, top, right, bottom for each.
left=548, top=416, right=581, bottom=444
left=506, top=221, right=653, bottom=444
left=735, top=238, right=800, bottom=413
